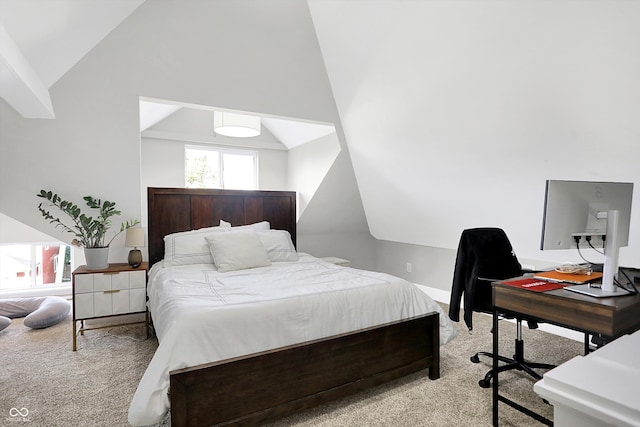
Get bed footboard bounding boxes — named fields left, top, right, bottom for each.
left=170, top=312, right=440, bottom=427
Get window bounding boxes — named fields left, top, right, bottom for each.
left=185, top=146, right=257, bottom=190
left=0, top=244, right=72, bottom=293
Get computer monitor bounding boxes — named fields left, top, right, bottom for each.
left=540, top=180, right=634, bottom=296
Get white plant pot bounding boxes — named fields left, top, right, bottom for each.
left=84, top=247, right=109, bottom=270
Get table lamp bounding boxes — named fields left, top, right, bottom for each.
left=125, top=227, right=145, bottom=268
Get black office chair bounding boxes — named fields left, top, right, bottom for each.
left=448, top=228, right=555, bottom=388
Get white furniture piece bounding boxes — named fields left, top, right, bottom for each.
left=321, top=256, right=351, bottom=267
left=72, top=262, right=149, bottom=350
left=534, top=329, right=640, bottom=427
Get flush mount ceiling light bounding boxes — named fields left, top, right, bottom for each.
left=214, top=111, right=261, bottom=137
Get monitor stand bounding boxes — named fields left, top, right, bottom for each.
left=568, top=209, right=631, bottom=298
left=564, top=284, right=631, bottom=298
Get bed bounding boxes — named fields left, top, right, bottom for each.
left=128, top=187, right=457, bottom=427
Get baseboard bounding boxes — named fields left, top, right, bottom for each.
left=412, top=283, right=584, bottom=342
left=0, top=285, right=72, bottom=299
left=413, top=283, right=451, bottom=305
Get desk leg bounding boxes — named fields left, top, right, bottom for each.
left=493, top=308, right=499, bottom=426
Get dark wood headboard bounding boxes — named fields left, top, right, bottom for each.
left=147, top=187, right=297, bottom=267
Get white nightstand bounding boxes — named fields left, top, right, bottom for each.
left=72, top=262, right=149, bottom=350
left=321, top=257, right=351, bottom=267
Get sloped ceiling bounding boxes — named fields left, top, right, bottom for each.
left=140, top=99, right=336, bottom=150
left=1, top=1, right=356, bottom=270
left=3, top=0, right=640, bottom=270
left=0, top=0, right=145, bottom=118
left=308, top=0, right=640, bottom=263
left=0, top=0, right=335, bottom=148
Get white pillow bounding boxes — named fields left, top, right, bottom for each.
left=163, top=226, right=226, bottom=267
left=220, top=219, right=231, bottom=228
left=205, top=230, right=271, bottom=272
left=257, top=230, right=298, bottom=262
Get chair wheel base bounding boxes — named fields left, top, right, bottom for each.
left=479, top=379, right=491, bottom=388
left=470, top=355, right=480, bottom=363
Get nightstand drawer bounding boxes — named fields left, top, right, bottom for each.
left=87, top=270, right=145, bottom=292
left=74, top=293, right=94, bottom=318
left=94, top=289, right=131, bottom=316
left=128, top=270, right=146, bottom=289
left=75, top=274, right=94, bottom=293
left=130, top=288, right=147, bottom=312
left=111, top=272, right=130, bottom=290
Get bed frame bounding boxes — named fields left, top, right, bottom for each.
left=147, top=187, right=440, bottom=427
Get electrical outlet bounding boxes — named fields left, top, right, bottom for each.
left=406, top=262, right=412, bottom=273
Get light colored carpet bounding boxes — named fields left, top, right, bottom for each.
left=269, top=309, right=583, bottom=427
left=1, top=305, right=583, bottom=426
left=1, top=313, right=156, bottom=426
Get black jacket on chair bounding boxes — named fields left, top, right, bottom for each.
left=448, top=228, right=522, bottom=331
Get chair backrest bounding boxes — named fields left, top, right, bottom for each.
left=449, top=228, right=522, bottom=330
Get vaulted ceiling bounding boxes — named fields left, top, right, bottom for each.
left=0, top=0, right=334, bottom=148
left=139, top=98, right=336, bottom=150
left=0, top=0, right=144, bottom=118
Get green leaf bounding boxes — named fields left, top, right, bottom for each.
left=36, top=189, right=139, bottom=248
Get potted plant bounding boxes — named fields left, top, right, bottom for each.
left=36, top=189, right=139, bottom=270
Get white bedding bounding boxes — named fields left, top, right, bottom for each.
left=128, top=254, right=457, bottom=426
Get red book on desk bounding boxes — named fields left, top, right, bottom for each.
left=533, top=270, right=603, bottom=284
left=501, top=278, right=566, bottom=292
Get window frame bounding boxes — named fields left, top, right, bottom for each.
left=0, top=242, right=74, bottom=297
left=184, top=144, right=258, bottom=190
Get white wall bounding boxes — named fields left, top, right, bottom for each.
left=140, top=105, right=288, bottom=194
left=375, top=240, right=457, bottom=291
left=295, top=144, right=376, bottom=269
left=258, top=149, right=288, bottom=191
left=140, top=120, right=374, bottom=267
left=140, top=137, right=288, bottom=206
left=287, top=132, right=340, bottom=218
left=6, top=1, right=636, bottom=289
left=309, top=0, right=640, bottom=289
left=140, top=138, right=185, bottom=191
left=138, top=104, right=289, bottom=230
left=0, top=213, right=59, bottom=244
left=285, top=129, right=375, bottom=269
left=0, top=0, right=369, bottom=266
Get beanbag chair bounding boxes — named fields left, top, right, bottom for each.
left=0, top=296, right=70, bottom=329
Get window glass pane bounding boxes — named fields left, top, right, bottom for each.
left=223, top=153, right=255, bottom=190
left=0, top=244, right=71, bottom=291
left=185, top=148, right=220, bottom=188
left=1, top=245, right=32, bottom=290
left=185, top=146, right=256, bottom=190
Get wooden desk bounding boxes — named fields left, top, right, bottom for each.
left=491, top=280, right=640, bottom=426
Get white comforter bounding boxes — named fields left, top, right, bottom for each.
left=128, top=254, right=457, bottom=426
